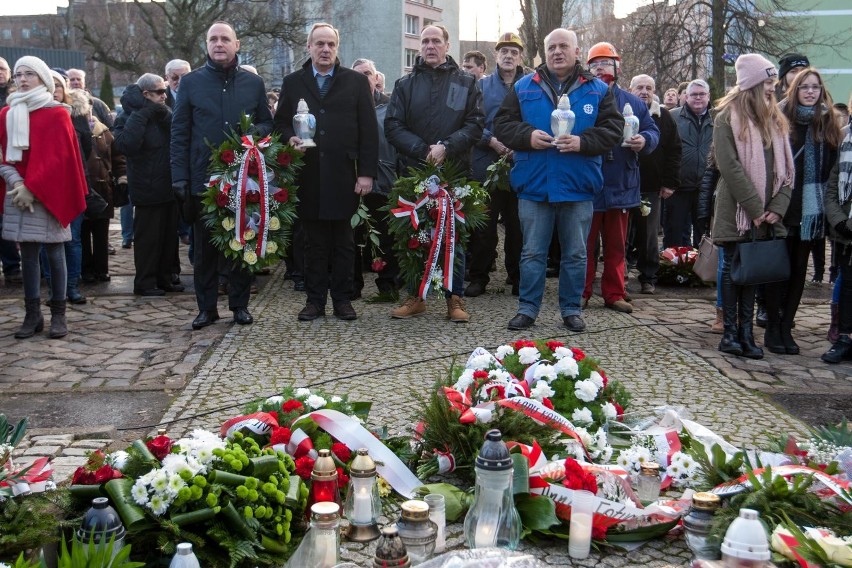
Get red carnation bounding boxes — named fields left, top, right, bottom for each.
left=146, top=435, right=174, bottom=461
left=473, top=370, right=489, bottom=380
left=331, top=443, right=351, bottom=463
left=294, top=456, right=315, bottom=480
left=282, top=399, right=304, bottom=413
left=246, top=191, right=261, bottom=204
left=407, top=237, right=421, bottom=249
left=336, top=467, right=350, bottom=489
left=276, top=152, right=292, bottom=167
left=546, top=340, right=564, bottom=351
left=513, top=340, right=536, bottom=350
left=562, top=458, right=598, bottom=495
left=598, top=370, right=608, bottom=388
left=611, top=400, right=624, bottom=420
left=216, top=191, right=230, bottom=207
left=220, top=149, right=236, bottom=164
left=273, top=188, right=289, bottom=203
left=72, top=466, right=95, bottom=485
left=267, top=411, right=279, bottom=425
left=570, top=347, right=586, bottom=361
left=371, top=258, right=387, bottom=272
left=270, top=426, right=292, bottom=446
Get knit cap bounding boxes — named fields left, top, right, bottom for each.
left=778, top=53, right=809, bottom=81
left=735, top=53, right=777, bottom=91
left=14, top=56, right=55, bottom=94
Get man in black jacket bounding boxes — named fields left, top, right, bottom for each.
left=273, top=23, right=379, bottom=321
left=171, top=21, right=273, bottom=330
left=629, top=74, right=682, bottom=294
left=385, top=24, right=484, bottom=322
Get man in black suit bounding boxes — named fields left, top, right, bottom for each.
left=273, top=22, right=379, bottom=321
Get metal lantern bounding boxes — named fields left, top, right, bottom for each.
left=343, top=448, right=381, bottom=542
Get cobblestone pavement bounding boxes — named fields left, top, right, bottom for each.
left=2, top=223, right=850, bottom=567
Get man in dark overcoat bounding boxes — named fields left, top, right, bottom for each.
left=273, top=22, right=379, bottom=321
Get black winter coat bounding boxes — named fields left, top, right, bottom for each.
left=696, top=155, right=719, bottom=226
left=639, top=102, right=682, bottom=194
left=171, top=58, right=272, bottom=196
left=384, top=56, right=484, bottom=173
left=671, top=105, right=714, bottom=191
left=273, top=60, right=379, bottom=220
left=114, top=84, right=173, bottom=206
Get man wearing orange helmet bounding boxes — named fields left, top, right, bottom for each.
left=582, top=41, right=659, bottom=314
left=493, top=29, right=622, bottom=332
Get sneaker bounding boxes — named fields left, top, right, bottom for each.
left=391, top=296, right=426, bottom=319
left=507, top=313, right=535, bottom=330
left=563, top=314, right=586, bottom=332
left=606, top=299, right=633, bottom=313
left=640, top=282, right=655, bottom=294
left=821, top=335, right=852, bottom=364
left=446, top=295, right=470, bottom=323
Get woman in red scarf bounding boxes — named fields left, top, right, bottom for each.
left=711, top=54, right=794, bottom=360
left=0, top=56, right=87, bottom=339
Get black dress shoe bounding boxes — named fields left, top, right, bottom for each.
left=160, top=283, right=185, bottom=292
left=96, top=273, right=111, bottom=282
left=563, top=314, right=586, bottom=332
left=171, top=273, right=181, bottom=285
left=511, top=283, right=519, bottom=296
left=507, top=313, right=535, bottom=330
left=108, top=244, right=116, bottom=256
left=293, top=280, right=306, bottom=292
left=350, top=290, right=362, bottom=301
left=68, top=292, right=87, bottom=304
left=465, top=281, right=486, bottom=297
left=232, top=307, right=253, bottom=325
left=134, top=288, right=165, bottom=297
left=298, top=303, right=325, bottom=321
left=192, top=310, right=220, bottom=329
left=333, top=302, right=357, bottom=321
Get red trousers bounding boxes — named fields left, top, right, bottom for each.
left=584, top=209, right=629, bottom=304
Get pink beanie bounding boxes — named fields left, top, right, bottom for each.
left=735, top=54, right=778, bottom=91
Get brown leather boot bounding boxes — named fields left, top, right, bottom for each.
left=446, top=295, right=470, bottom=323
left=15, top=298, right=44, bottom=339
left=391, top=296, right=426, bottom=319
left=710, top=307, right=723, bottom=334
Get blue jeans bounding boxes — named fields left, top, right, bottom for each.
left=517, top=199, right=593, bottom=318
left=120, top=204, right=134, bottom=244
left=41, top=214, right=82, bottom=297
left=715, top=246, right=725, bottom=308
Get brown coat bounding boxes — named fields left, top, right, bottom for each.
left=85, top=118, right=125, bottom=219
left=711, top=108, right=791, bottom=243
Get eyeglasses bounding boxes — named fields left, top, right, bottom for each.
left=14, top=71, right=37, bottom=80
left=688, top=92, right=709, bottom=98
left=146, top=88, right=168, bottom=95
left=797, top=84, right=822, bottom=92
left=588, top=61, right=615, bottom=70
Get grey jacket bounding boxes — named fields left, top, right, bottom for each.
left=1, top=161, right=70, bottom=242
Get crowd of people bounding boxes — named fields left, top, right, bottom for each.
left=0, top=21, right=850, bottom=367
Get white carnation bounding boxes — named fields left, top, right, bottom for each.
left=533, top=364, right=557, bottom=382
left=265, top=395, right=284, bottom=406
left=106, top=450, right=129, bottom=471
left=488, top=369, right=512, bottom=384
left=306, top=394, right=327, bottom=409
left=452, top=369, right=476, bottom=393
left=553, top=346, right=573, bottom=360
left=294, top=388, right=311, bottom=398
left=530, top=380, right=555, bottom=401
left=518, top=346, right=541, bottom=365
left=571, top=407, right=594, bottom=425
left=468, top=353, right=496, bottom=370
left=330, top=395, right=343, bottom=403
left=573, top=426, right=593, bottom=448
left=495, top=345, right=515, bottom=359
left=553, top=356, right=579, bottom=378
left=601, top=402, right=617, bottom=420
left=574, top=379, right=599, bottom=402
left=589, top=371, right=605, bottom=388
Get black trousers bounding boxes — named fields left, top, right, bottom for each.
left=633, top=191, right=662, bottom=285
left=303, top=218, right=354, bottom=308
left=81, top=217, right=110, bottom=276
left=354, top=192, right=398, bottom=294
left=187, top=196, right=251, bottom=311
left=468, top=189, right=521, bottom=286
left=837, top=243, right=852, bottom=334
left=133, top=202, right=178, bottom=291
left=664, top=190, right=700, bottom=248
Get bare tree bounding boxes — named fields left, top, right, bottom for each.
left=518, top=0, right=567, bottom=65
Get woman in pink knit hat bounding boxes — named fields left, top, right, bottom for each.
left=710, top=53, right=795, bottom=360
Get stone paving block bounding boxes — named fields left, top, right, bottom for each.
left=61, top=447, right=93, bottom=457
left=23, top=445, right=61, bottom=456
left=31, top=434, right=74, bottom=443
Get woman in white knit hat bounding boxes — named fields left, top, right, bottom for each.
left=711, top=53, right=795, bottom=360
left=0, top=56, right=88, bottom=339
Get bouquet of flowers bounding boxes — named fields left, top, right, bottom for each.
left=202, top=115, right=303, bottom=273
left=657, top=246, right=705, bottom=286
left=384, top=161, right=488, bottom=298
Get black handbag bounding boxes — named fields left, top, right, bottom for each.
left=730, top=227, right=789, bottom=285
left=84, top=187, right=108, bottom=218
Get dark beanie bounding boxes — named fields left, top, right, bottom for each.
left=778, top=53, right=810, bottom=81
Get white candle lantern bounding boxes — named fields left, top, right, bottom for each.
left=343, top=448, right=381, bottom=542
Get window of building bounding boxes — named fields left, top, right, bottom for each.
left=405, top=48, right=418, bottom=69
left=405, top=14, right=418, bottom=35
left=2, top=30, right=11, bottom=40
left=21, top=29, right=30, bottom=39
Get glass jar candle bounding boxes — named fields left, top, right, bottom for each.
left=636, top=462, right=662, bottom=502
left=684, top=492, right=722, bottom=560
left=395, top=499, right=437, bottom=564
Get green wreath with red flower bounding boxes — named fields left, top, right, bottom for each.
left=203, top=119, right=303, bottom=273
left=384, top=161, right=489, bottom=297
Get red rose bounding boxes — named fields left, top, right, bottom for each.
left=220, top=149, right=236, bottom=164
left=247, top=158, right=260, bottom=176
left=146, top=435, right=174, bottom=461
left=246, top=191, right=261, bottom=204
left=429, top=208, right=439, bottom=220
left=371, top=258, right=387, bottom=272
left=546, top=340, right=564, bottom=351
left=336, top=467, right=350, bottom=489
left=276, top=152, right=292, bottom=166
left=570, top=347, right=586, bottom=361
left=216, top=191, right=230, bottom=207
left=282, top=399, right=304, bottom=413
left=407, top=237, right=421, bottom=249
left=94, top=465, right=119, bottom=484
left=72, top=466, right=94, bottom=485
left=294, top=456, right=315, bottom=480
left=331, top=443, right=351, bottom=463
left=270, top=426, right=292, bottom=446
left=273, top=188, right=289, bottom=203
left=562, top=458, right=597, bottom=494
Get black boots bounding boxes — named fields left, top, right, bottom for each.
left=15, top=298, right=44, bottom=339
left=737, top=286, right=763, bottom=359
left=779, top=322, right=799, bottom=355
left=719, top=270, right=743, bottom=356
left=49, top=300, right=68, bottom=339
left=822, top=335, right=852, bottom=364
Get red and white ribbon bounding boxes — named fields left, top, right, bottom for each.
left=497, top=397, right=592, bottom=460
left=710, top=464, right=851, bottom=504
left=220, top=411, right=278, bottom=439
left=235, top=135, right=272, bottom=258
left=417, top=188, right=465, bottom=299
left=391, top=195, right=429, bottom=229
left=1, top=456, right=53, bottom=496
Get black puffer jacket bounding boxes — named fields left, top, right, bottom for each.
left=114, top=84, right=173, bottom=206
left=171, top=57, right=272, bottom=196
left=384, top=55, right=483, bottom=173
